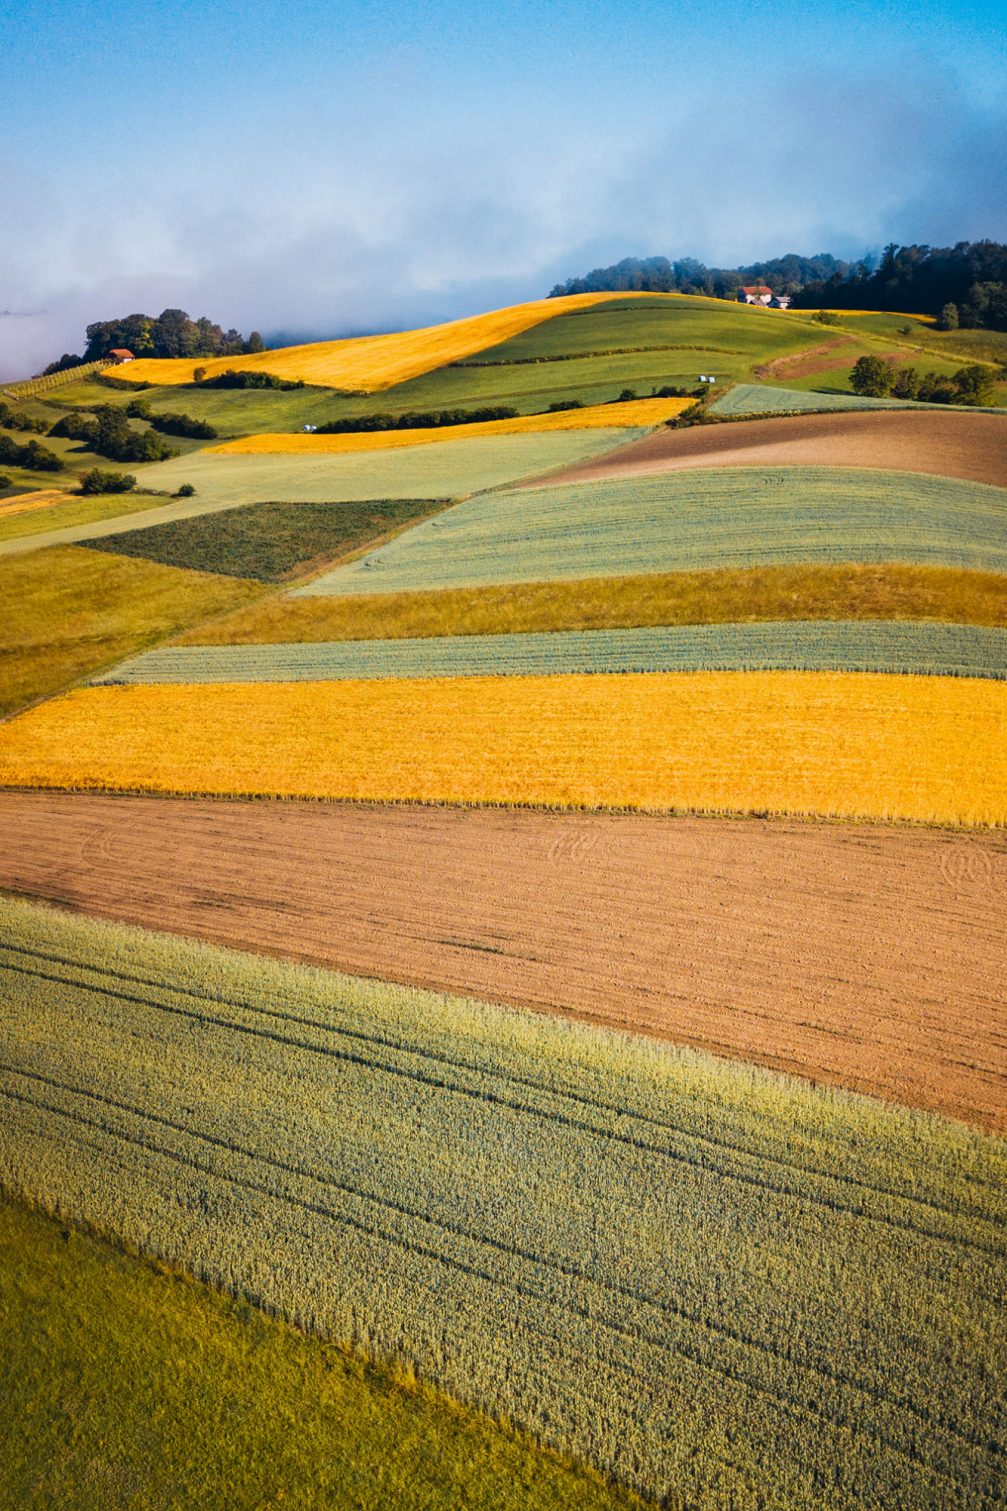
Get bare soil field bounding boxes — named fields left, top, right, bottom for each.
left=541, top=409, right=1007, bottom=488
left=2, top=791, right=1004, bottom=1131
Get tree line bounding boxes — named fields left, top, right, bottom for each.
left=45, top=310, right=267, bottom=371
left=550, top=253, right=850, bottom=301
left=550, top=243, right=1007, bottom=330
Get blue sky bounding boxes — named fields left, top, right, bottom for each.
left=1, top=0, right=1004, bottom=375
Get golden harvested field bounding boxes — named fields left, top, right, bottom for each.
left=208, top=397, right=693, bottom=455
left=102, top=292, right=673, bottom=391
left=0, top=489, right=75, bottom=518
left=181, top=562, right=1007, bottom=645
left=3, top=793, right=1003, bottom=1130
left=0, top=671, right=1003, bottom=824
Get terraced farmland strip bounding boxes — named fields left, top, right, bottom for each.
left=2, top=794, right=1004, bottom=1131
left=297, top=467, right=1007, bottom=597
left=208, top=398, right=686, bottom=454
left=539, top=409, right=1007, bottom=490
left=181, top=563, right=1007, bottom=645
left=711, top=383, right=1006, bottom=417
left=93, top=621, right=1007, bottom=686
left=0, top=1198, right=635, bottom=1511
left=0, top=490, right=168, bottom=546
left=82, top=498, right=446, bottom=582
left=1, top=672, right=1003, bottom=824
left=2, top=895, right=1005, bottom=1508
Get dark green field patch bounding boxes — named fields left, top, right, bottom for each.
left=84, top=498, right=447, bottom=582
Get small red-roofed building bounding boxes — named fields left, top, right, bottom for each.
left=739, top=286, right=774, bottom=305
left=107, top=348, right=135, bottom=363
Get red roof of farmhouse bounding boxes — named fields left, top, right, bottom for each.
left=742, top=286, right=773, bottom=295
left=108, top=348, right=134, bottom=358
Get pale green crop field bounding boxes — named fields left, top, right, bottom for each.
left=709, top=383, right=1003, bottom=417
left=0, top=430, right=635, bottom=558
left=1, top=896, right=1004, bottom=1509
left=94, top=619, right=1007, bottom=685
left=298, top=467, right=1007, bottom=596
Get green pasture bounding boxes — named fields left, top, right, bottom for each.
left=0, top=491, right=167, bottom=545
left=0, top=546, right=263, bottom=716
left=0, top=1198, right=632, bottom=1511
left=298, top=467, right=1007, bottom=597
left=84, top=498, right=446, bottom=582
left=95, top=619, right=1007, bottom=686
left=1, top=896, right=1004, bottom=1508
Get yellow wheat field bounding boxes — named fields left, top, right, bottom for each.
left=0, top=490, right=75, bottom=519
left=103, top=293, right=682, bottom=392
left=0, top=672, right=1003, bottom=825
left=207, top=397, right=694, bottom=456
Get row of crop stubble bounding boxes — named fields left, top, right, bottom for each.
left=1, top=895, right=1004, bottom=1509
left=1, top=671, right=1004, bottom=824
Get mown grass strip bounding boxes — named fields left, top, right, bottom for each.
left=179, top=563, right=1007, bottom=645
left=94, top=621, right=1007, bottom=686
left=0, top=1196, right=635, bottom=1511
left=0, top=546, right=265, bottom=719
left=83, top=498, right=447, bottom=582
left=0, top=491, right=172, bottom=545
left=1, top=672, right=1004, bottom=824
left=1, top=895, right=1004, bottom=1508
left=296, top=467, right=1007, bottom=598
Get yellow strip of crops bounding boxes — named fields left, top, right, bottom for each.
left=207, top=398, right=694, bottom=456
left=103, top=292, right=682, bottom=392
left=0, top=673, right=1003, bottom=825
left=0, top=490, right=75, bottom=519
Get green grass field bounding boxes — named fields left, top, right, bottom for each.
left=125, top=429, right=637, bottom=507
left=0, top=1196, right=635, bottom=1511
left=296, top=467, right=1007, bottom=597
left=0, top=491, right=169, bottom=545
left=94, top=620, right=1007, bottom=685
left=1, top=896, right=1004, bottom=1508
left=84, top=498, right=446, bottom=582
left=0, top=546, right=264, bottom=716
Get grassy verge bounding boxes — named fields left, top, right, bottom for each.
left=0, top=545, right=265, bottom=718
left=0, top=1194, right=635, bottom=1510
left=0, top=492, right=170, bottom=545
left=1, top=895, right=1005, bottom=1507
left=179, top=563, right=1007, bottom=644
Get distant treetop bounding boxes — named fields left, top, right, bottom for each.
left=78, top=309, right=263, bottom=365
left=549, top=242, right=1007, bottom=331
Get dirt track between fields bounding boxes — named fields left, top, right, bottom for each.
left=540, top=409, right=1007, bottom=488
left=2, top=792, right=1004, bottom=1132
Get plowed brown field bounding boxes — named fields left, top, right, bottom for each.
left=539, top=409, right=1007, bottom=488
left=2, top=791, right=1004, bottom=1131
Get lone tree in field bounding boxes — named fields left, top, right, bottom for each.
left=937, top=302, right=960, bottom=331
left=850, top=355, right=895, bottom=397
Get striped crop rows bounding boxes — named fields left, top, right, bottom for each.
left=1, top=897, right=1005, bottom=1508
left=298, top=467, right=1007, bottom=597
left=94, top=620, right=1007, bottom=686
